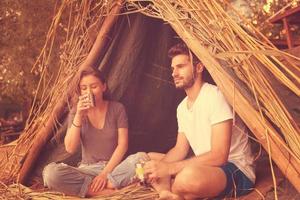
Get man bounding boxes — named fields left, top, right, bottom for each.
left=144, top=43, right=255, bottom=199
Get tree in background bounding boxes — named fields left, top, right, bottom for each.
left=227, top=0, right=300, bottom=42
left=0, top=0, right=64, bottom=120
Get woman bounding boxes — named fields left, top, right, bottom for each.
left=43, top=67, right=149, bottom=197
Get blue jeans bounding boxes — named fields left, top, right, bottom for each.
left=42, top=152, right=149, bottom=197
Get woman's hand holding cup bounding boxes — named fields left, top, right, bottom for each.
left=76, top=92, right=94, bottom=115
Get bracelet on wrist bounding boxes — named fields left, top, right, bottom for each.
left=72, top=121, right=82, bottom=128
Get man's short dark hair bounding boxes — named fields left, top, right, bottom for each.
left=168, top=42, right=215, bottom=84
left=168, top=42, right=200, bottom=65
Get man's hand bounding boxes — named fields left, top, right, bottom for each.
left=90, top=172, right=108, bottom=192
left=144, top=160, right=170, bottom=179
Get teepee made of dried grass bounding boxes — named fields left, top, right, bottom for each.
left=0, top=0, right=299, bottom=199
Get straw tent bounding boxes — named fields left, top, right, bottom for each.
left=0, top=0, right=299, bottom=199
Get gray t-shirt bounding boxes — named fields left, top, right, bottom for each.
left=69, top=101, right=128, bottom=164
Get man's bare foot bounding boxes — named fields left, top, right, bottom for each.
left=156, top=190, right=183, bottom=200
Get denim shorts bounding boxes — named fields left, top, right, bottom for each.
left=43, top=152, right=149, bottom=197
left=217, top=162, right=254, bottom=199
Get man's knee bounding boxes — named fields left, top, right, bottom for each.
left=42, top=162, right=68, bottom=189
left=172, top=166, right=205, bottom=194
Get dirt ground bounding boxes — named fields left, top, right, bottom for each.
left=255, top=152, right=300, bottom=200
left=265, top=179, right=300, bottom=200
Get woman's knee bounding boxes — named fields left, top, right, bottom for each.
left=116, top=152, right=150, bottom=175
left=42, top=162, right=68, bottom=189
left=108, top=152, right=150, bottom=189
left=127, top=152, right=150, bottom=164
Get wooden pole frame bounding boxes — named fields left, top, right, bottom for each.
left=283, top=17, right=294, bottom=49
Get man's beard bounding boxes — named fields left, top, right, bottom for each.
left=175, top=68, right=197, bottom=89
left=174, top=76, right=195, bottom=89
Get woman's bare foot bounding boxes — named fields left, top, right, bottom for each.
left=157, top=190, right=183, bottom=200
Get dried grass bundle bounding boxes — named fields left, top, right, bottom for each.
left=0, top=183, right=158, bottom=200
left=0, top=181, right=63, bottom=200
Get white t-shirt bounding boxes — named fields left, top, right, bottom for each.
left=177, top=83, right=255, bottom=183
